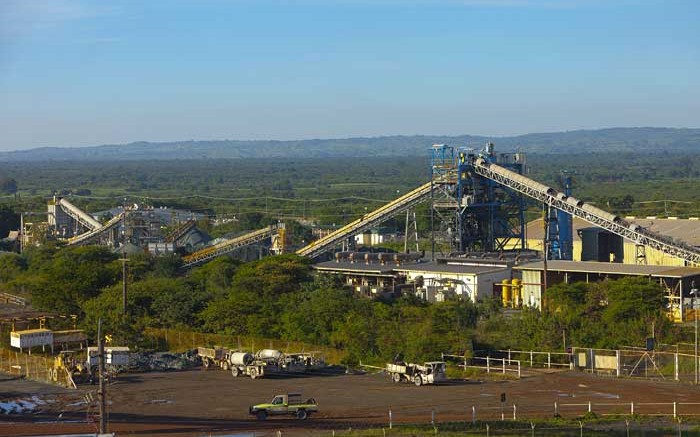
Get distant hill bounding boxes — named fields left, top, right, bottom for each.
left=1, top=127, right=698, bottom=161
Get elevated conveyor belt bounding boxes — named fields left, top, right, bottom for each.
left=165, top=219, right=196, bottom=243
left=182, top=223, right=284, bottom=268
left=296, top=181, right=435, bottom=259
left=472, top=158, right=700, bottom=266
left=58, top=198, right=103, bottom=231
left=66, top=213, right=125, bottom=246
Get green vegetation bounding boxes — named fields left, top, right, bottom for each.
left=477, top=278, right=679, bottom=353
left=0, top=146, right=698, bottom=360
left=0, top=245, right=691, bottom=363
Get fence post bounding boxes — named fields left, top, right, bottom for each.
left=472, top=405, right=476, bottom=424
left=630, top=402, right=634, bottom=416
left=502, top=358, right=505, bottom=374
left=554, top=401, right=558, bottom=417
left=547, top=352, right=551, bottom=369
left=588, top=401, right=592, bottom=413
left=431, top=408, right=435, bottom=426
left=487, top=356, right=490, bottom=373
left=673, top=401, right=677, bottom=418
left=508, top=349, right=511, bottom=362
left=530, top=350, right=534, bottom=367
left=513, top=404, right=517, bottom=421
left=518, top=361, right=521, bottom=378
left=674, top=353, right=679, bottom=381
left=389, top=409, right=392, bottom=429
left=616, top=349, right=621, bottom=377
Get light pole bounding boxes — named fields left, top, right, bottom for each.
left=691, top=286, right=698, bottom=385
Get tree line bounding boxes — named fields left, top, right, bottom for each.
left=0, top=246, right=687, bottom=364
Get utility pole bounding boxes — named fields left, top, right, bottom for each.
left=692, top=284, right=698, bottom=385
left=97, top=318, right=107, bottom=434
left=120, top=252, right=128, bottom=315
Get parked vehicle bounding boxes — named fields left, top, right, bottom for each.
left=229, top=351, right=280, bottom=379
left=197, top=346, right=231, bottom=370
left=249, top=393, right=318, bottom=420
left=385, top=361, right=447, bottom=386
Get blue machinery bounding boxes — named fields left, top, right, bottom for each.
left=430, top=143, right=528, bottom=255
left=545, top=172, right=573, bottom=260
left=301, top=142, right=700, bottom=265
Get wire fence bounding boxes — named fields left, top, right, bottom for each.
left=143, top=327, right=346, bottom=364
left=0, top=346, right=54, bottom=385
left=572, top=347, right=700, bottom=383
left=255, top=400, right=700, bottom=436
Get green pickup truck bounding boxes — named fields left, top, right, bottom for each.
left=249, top=393, right=318, bottom=420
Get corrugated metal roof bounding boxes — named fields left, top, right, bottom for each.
left=393, top=262, right=508, bottom=275
left=313, top=260, right=509, bottom=276
left=313, top=261, right=397, bottom=275
left=514, top=260, right=700, bottom=278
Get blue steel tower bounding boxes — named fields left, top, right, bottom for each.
left=556, top=171, right=573, bottom=260
left=431, top=142, right=527, bottom=254
left=545, top=171, right=573, bottom=260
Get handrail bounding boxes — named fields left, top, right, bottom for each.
left=473, top=158, right=700, bottom=265
left=296, top=181, right=435, bottom=258
left=182, top=223, right=283, bottom=268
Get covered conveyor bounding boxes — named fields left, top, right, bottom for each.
left=182, top=223, right=284, bottom=268
left=472, top=158, right=700, bottom=266
left=296, top=181, right=436, bottom=259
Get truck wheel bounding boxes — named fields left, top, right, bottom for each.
left=250, top=368, right=258, bottom=379
left=231, top=367, right=239, bottom=377
left=296, top=409, right=308, bottom=420
left=222, top=361, right=230, bottom=371
left=256, top=410, right=268, bottom=421
left=414, top=375, right=423, bottom=386
left=392, top=373, right=401, bottom=383
left=203, top=358, right=211, bottom=368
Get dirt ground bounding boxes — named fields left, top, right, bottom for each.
left=1, top=367, right=700, bottom=436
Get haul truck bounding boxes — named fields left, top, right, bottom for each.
left=197, top=346, right=232, bottom=370
left=386, top=361, right=447, bottom=386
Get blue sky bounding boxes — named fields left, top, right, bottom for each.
left=0, top=0, right=698, bottom=151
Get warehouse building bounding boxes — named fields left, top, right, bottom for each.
left=521, top=217, right=700, bottom=267
left=512, top=260, right=700, bottom=321
left=313, top=254, right=512, bottom=302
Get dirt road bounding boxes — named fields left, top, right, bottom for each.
left=1, top=368, right=699, bottom=436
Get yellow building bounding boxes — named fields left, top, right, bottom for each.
left=518, top=217, right=700, bottom=267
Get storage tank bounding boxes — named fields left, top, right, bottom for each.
left=256, top=349, right=283, bottom=360
left=229, top=352, right=254, bottom=366
left=511, top=278, right=522, bottom=308
left=500, top=279, right=511, bottom=307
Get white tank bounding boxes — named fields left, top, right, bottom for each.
left=229, top=352, right=253, bottom=366
left=257, top=349, right=283, bottom=360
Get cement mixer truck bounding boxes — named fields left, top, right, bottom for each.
left=230, top=350, right=283, bottom=379
left=198, top=346, right=287, bottom=379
